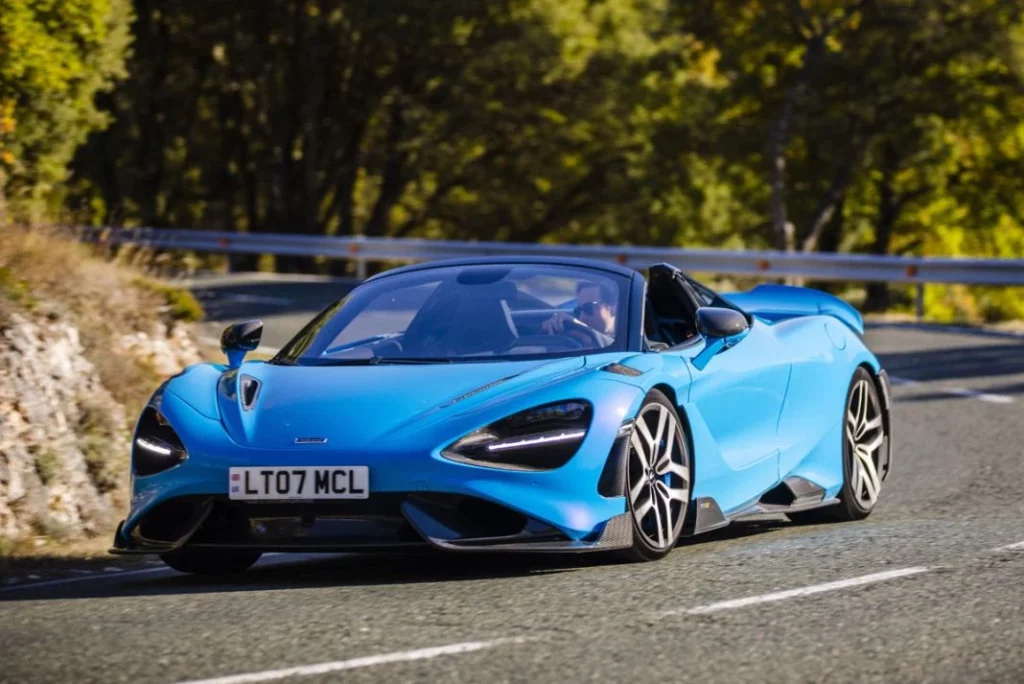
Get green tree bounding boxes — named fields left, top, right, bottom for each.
left=0, top=0, right=132, bottom=221
left=71, top=0, right=725, bottom=259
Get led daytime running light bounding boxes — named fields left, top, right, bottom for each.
left=135, top=437, right=173, bottom=456
left=486, top=430, right=587, bottom=452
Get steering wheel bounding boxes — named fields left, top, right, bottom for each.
left=560, top=317, right=606, bottom=348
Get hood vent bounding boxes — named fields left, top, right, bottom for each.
left=240, top=375, right=261, bottom=411
left=440, top=372, right=522, bottom=408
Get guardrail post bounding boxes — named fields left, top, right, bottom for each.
left=915, top=283, right=925, bottom=320
left=347, top=239, right=367, bottom=280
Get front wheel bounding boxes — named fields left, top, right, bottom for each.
left=790, top=367, right=889, bottom=524
left=160, top=547, right=262, bottom=575
left=619, top=390, right=691, bottom=562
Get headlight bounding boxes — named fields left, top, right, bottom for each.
left=132, top=407, right=188, bottom=476
left=442, top=400, right=592, bottom=470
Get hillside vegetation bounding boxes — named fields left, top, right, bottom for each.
left=0, top=227, right=202, bottom=551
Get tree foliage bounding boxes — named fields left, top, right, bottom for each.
left=0, top=0, right=132, bottom=220
left=4, top=0, right=1022, bottom=318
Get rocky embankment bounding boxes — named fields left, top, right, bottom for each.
left=0, top=313, right=200, bottom=544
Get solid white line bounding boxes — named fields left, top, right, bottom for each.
left=0, top=553, right=295, bottom=594
left=992, top=541, right=1024, bottom=552
left=172, top=638, right=527, bottom=684
left=0, top=566, right=173, bottom=593
left=673, top=567, right=931, bottom=616
left=221, top=294, right=292, bottom=306
left=180, top=273, right=355, bottom=288
left=888, top=376, right=1014, bottom=404
left=866, top=321, right=1024, bottom=340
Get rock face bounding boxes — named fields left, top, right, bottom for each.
left=118, top=322, right=202, bottom=377
left=0, top=313, right=199, bottom=542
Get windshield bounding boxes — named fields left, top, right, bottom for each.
left=273, top=264, right=630, bottom=365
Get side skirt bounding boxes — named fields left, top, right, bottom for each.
left=686, top=476, right=840, bottom=536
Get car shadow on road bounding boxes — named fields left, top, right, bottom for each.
left=0, top=520, right=789, bottom=603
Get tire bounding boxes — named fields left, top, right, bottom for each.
left=789, top=367, right=889, bottom=524
left=160, top=547, right=262, bottom=575
left=619, top=390, right=691, bottom=562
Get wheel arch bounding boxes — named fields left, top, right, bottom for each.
left=859, top=362, right=894, bottom=479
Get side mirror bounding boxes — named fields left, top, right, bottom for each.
left=692, top=307, right=749, bottom=371
left=221, top=320, right=263, bottom=369
left=696, top=307, right=749, bottom=340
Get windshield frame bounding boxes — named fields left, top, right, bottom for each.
left=271, top=261, right=638, bottom=366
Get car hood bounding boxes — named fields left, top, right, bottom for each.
left=215, top=357, right=588, bottom=449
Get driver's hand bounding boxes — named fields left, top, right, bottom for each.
left=541, top=312, right=573, bottom=334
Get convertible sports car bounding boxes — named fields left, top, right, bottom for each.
left=112, top=257, right=892, bottom=573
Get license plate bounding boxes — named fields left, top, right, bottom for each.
left=229, top=466, right=369, bottom=501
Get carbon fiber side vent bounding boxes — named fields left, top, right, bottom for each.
left=600, top=363, right=645, bottom=377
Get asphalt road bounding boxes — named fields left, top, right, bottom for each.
left=2, top=275, right=1023, bottom=684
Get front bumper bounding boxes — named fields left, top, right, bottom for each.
left=111, top=493, right=633, bottom=554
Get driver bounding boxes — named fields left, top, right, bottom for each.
left=540, top=281, right=617, bottom=347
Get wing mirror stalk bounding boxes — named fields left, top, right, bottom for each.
left=691, top=307, right=750, bottom=371
left=221, top=320, right=263, bottom=369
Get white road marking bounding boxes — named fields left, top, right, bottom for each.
left=867, top=321, right=1024, bottom=340
left=992, top=541, right=1024, bottom=552
left=0, top=553, right=303, bottom=593
left=172, top=638, right=528, bottom=684
left=181, top=273, right=354, bottom=288
left=889, top=376, right=1014, bottom=404
left=222, top=294, right=292, bottom=306
left=0, top=566, right=173, bottom=593
left=672, top=567, right=931, bottom=616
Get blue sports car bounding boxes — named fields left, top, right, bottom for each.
left=112, top=257, right=892, bottom=573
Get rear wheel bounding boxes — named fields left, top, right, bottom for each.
left=160, top=547, right=262, bottom=575
left=789, top=367, right=888, bottom=524
left=620, top=390, right=690, bottom=562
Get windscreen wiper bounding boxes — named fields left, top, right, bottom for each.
left=369, top=357, right=453, bottom=365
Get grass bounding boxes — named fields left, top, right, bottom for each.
left=132, top=276, right=205, bottom=322
left=34, top=450, right=61, bottom=485
left=78, top=401, right=127, bottom=495
left=0, top=266, right=39, bottom=310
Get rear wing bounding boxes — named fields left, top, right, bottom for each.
left=724, top=284, right=864, bottom=335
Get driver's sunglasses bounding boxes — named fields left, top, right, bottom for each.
left=574, top=300, right=607, bottom=317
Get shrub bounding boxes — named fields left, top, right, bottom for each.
left=34, top=450, right=61, bottom=485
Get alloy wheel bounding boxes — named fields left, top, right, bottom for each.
left=846, top=378, right=886, bottom=509
left=627, top=402, right=689, bottom=550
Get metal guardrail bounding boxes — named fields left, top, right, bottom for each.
left=81, top=227, right=1024, bottom=288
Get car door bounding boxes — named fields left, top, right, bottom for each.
left=647, top=267, right=790, bottom=510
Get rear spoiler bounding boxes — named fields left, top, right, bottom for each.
left=724, top=284, right=864, bottom=335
